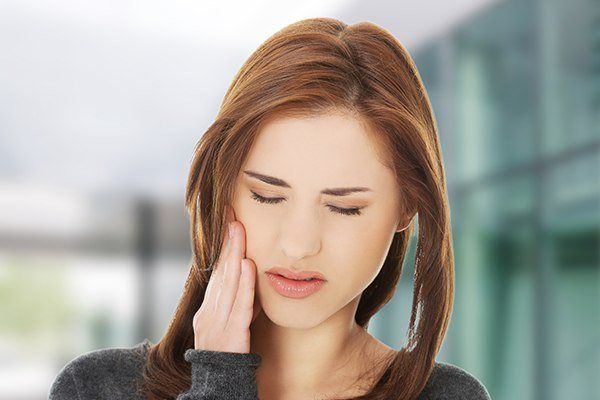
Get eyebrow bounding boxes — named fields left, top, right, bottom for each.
left=243, top=170, right=372, bottom=196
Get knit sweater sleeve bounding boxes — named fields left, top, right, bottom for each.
left=176, top=349, right=262, bottom=400
left=48, top=364, right=81, bottom=400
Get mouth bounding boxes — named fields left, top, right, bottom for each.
left=265, top=266, right=327, bottom=282
left=264, top=271, right=326, bottom=299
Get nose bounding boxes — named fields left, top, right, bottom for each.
left=277, top=208, right=322, bottom=261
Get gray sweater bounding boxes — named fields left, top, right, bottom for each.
left=48, top=338, right=491, bottom=399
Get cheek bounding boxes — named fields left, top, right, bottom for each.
left=327, top=221, right=394, bottom=293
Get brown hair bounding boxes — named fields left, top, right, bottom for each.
left=136, top=17, right=454, bottom=400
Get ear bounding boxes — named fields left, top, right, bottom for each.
left=396, top=208, right=416, bottom=233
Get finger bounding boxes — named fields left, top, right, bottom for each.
left=204, top=205, right=234, bottom=307
left=214, top=221, right=244, bottom=323
left=215, top=204, right=234, bottom=272
left=204, top=258, right=225, bottom=311
left=229, top=258, right=256, bottom=329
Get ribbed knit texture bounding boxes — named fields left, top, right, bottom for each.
left=177, top=348, right=261, bottom=399
left=48, top=339, right=491, bottom=399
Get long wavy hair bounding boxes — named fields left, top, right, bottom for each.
left=136, top=17, right=454, bottom=400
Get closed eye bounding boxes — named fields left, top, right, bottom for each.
left=250, top=191, right=363, bottom=216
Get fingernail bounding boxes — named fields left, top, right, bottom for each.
left=228, top=222, right=234, bottom=238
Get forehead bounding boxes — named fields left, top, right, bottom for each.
left=242, top=113, right=395, bottom=191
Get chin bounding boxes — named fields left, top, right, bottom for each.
left=261, top=304, right=327, bottom=329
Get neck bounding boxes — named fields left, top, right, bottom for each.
left=250, top=296, right=371, bottom=397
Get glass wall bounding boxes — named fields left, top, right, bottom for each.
left=370, top=0, right=599, bottom=399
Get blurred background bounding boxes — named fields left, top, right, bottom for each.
left=0, top=0, right=598, bottom=399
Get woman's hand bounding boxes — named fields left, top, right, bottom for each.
left=192, top=204, right=262, bottom=354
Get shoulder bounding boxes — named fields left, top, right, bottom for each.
left=56, top=338, right=151, bottom=377
left=417, top=361, right=492, bottom=400
left=48, top=339, right=152, bottom=400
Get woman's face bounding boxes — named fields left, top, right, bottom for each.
left=231, top=111, right=407, bottom=329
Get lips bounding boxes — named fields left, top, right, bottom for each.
left=265, top=267, right=326, bottom=281
left=266, top=273, right=326, bottom=299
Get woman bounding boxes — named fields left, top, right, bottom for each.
left=49, top=17, right=491, bottom=400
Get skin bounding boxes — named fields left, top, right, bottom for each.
left=226, top=110, right=414, bottom=399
